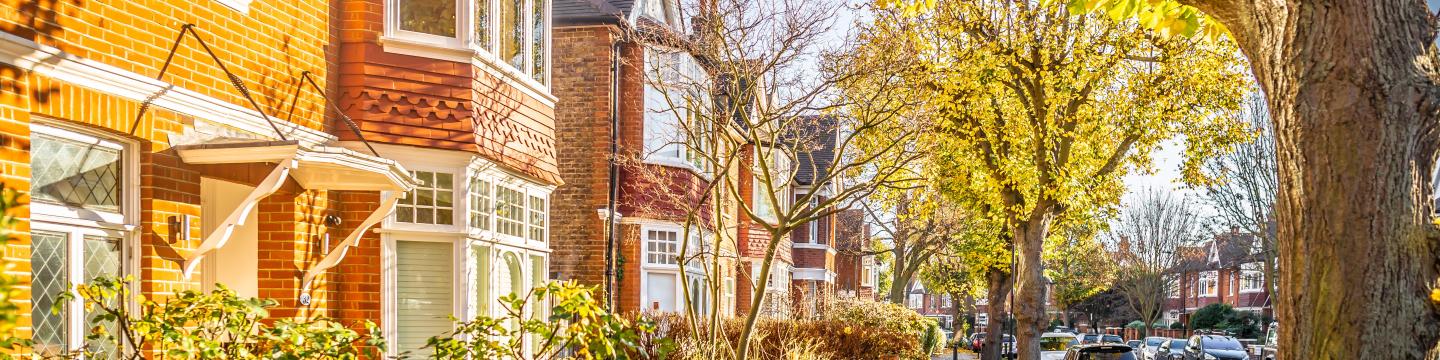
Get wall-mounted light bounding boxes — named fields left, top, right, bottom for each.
left=168, top=214, right=193, bottom=244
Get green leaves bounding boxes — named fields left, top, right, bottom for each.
left=420, top=281, right=662, bottom=360
left=61, top=275, right=384, bottom=360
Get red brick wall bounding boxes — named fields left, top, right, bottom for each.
left=549, top=25, right=619, bottom=288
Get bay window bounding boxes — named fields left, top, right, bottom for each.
left=469, top=178, right=492, bottom=230
left=642, top=226, right=710, bottom=314
left=388, top=0, right=550, bottom=85
left=29, top=125, right=133, bottom=358
left=643, top=48, right=711, bottom=171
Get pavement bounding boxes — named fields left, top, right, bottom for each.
left=932, top=349, right=979, bottom=360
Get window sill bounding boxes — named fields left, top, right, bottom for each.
left=641, top=157, right=712, bottom=181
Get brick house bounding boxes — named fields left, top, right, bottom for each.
left=834, top=209, right=878, bottom=300
left=1164, top=230, right=1272, bottom=326
left=788, top=115, right=839, bottom=318
left=0, top=0, right=423, bottom=356
left=334, top=0, right=561, bottom=356
left=550, top=0, right=738, bottom=317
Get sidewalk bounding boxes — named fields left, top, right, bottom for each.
left=933, top=349, right=979, bottom=360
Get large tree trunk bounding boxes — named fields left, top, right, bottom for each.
left=983, top=269, right=1013, bottom=360
left=1183, top=1, right=1440, bottom=358
left=1013, top=215, right=1053, bottom=360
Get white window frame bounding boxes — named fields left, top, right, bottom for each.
left=382, top=0, right=551, bottom=88
left=639, top=223, right=710, bottom=314
left=1240, top=262, right=1264, bottom=293
left=860, top=255, right=875, bottom=287
left=381, top=234, right=466, bottom=358
left=467, top=161, right=551, bottom=249
left=641, top=47, right=711, bottom=176
left=394, top=169, right=460, bottom=227
left=28, top=122, right=139, bottom=357
left=1199, top=271, right=1219, bottom=297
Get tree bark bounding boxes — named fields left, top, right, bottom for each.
left=1013, top=215, right=1053, bottom=360
left=1179, top=0, right=1440, bottom=358
left=983, top=268, right=1013, bottom=360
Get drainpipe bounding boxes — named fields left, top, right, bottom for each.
left=603, top=35, right=623, bottom=312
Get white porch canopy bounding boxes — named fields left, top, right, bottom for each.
left=174, top=139, right=417, bottom=293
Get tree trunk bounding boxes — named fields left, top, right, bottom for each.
left=1013, top=215, right=1052, bottom=360
left=983, top=268, right=1013, bottom=360
left=1181, top=1, right=1440, bottom=358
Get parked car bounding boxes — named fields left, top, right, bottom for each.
left=1253, top=322, right=1278, bottom=360
left=970, top=332, right=986, bottom=350
left=1139, top=336, right=1168, bottom=360
left=1081, top=333, right=1101, bottom=344
left=1102, top=334, right=1125, bottom=344
left=975, top=334, right=1016, bottom=358
left=1155, top=338, right=1188, bottom=360
left=1126, top=340, right=1142, bottom=349
left=1041, top=332, right=1081, bottom=360
left=1178, top=335, right=1249, bottom=360
left=1062, top=343, right=1139, bottom=360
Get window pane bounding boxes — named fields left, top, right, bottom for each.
left=82, top=236, right=122, bottom=359
left=32, top=133, right=122, bottom=213
left=30, top=231, right=68, bottom=354
left=500, top=0, right=525, bottom=71
left=496, top=186, right=525, bottom=237
left=396, top=241, right=454, bottom=356
left=470, top=179, right=491, bottom=230
left=400, top=0, right=457, bottom=37
left=474, top=0, right=491, bottom=49
left=531, top=0, right=546, bottom=84
left=527, top=195, right=545, bottom=242
left=398, top=171, right=456, bottom=225
left=472, top=245, right=490, bottom=316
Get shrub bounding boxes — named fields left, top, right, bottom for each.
left=419, top=281, right=660, bottom=359
left=643, top=297, right=930, bottom=360
left=920, top=322, right=944, bottom=355
left=1125, top=320, right=1146, bottom=329
left=1189, top=303, right=1234, bottom=330
left=1170, top=322, right=1186, bottom=330
left=70, top=275, right=383, bottom=359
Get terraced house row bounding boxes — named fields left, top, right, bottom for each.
left=0, top=0, right=878, bottom=356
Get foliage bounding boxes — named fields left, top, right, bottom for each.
left=644, top=309, right=926, bottom=360
left=1044, top=226, right=1115, bottom=317
left=1170, top=322, right=1186, bottom=330
left=859, top=0, right=1249, bottom=352
left=0, top=187, right=27, bottom=358
left=67, top=275, right=383, bottom=360
left=822, top=296, right=935, bottom=337
left=920, top=322, right=945, bottom=355
left=418, top=281, right=658, bottom=360
left=1189, top=303, right=1233, bottom=330
left=1125, top=321, right=1145, bottom=329
left=876, top=0, right=1227, bottom=39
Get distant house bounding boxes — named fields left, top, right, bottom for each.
left=1164, top=229, right=1272, bottom=326
left=834, top=209, right=878, bottom=300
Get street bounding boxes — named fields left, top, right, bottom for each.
left=933, top=350, right=979, bottom=360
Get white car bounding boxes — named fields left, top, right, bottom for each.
left=1139, top=336, right=1168, bottom=360
left=1039, top=332, right=1080, bottom=360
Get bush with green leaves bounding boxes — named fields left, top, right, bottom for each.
left=1125, top=320, right=1145, bottom=329
left=416, top=281, right=659, bottom=360
left=66, top=275, right=384, bottom=359
left=0, top=187, right=27, bottom=359
left=1189, top=303, right=1234, bottom=330
left=919, top=322, right=944, bottom=355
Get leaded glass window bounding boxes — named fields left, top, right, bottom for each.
left=31, top=133, right=122, bottom=213
left=530, top=0, right=546, bottom=84
left=82, top=236, right=122, bottom=359
left=29, top=231, right=67, bottom=355
left=396, top=171, right=455, bottom=225
left=473, top=0, right=491, bottom=49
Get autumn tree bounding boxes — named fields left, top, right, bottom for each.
left=1055, top=0, right=1440, bottom=357
left=860, top=1, right=1249, bottom=358
left=1107, top=189, right=1202, bottom=338
left=1044, top=225, right=1115, bottom=328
